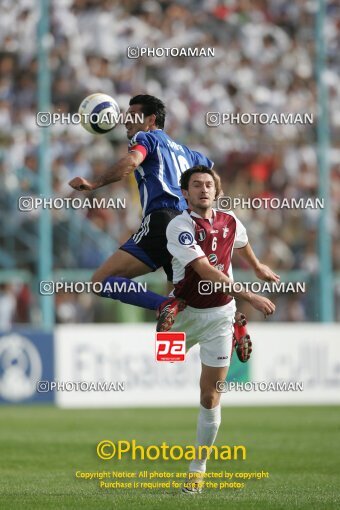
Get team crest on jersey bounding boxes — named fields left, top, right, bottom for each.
left=197, top=229, right=206, bottom=241
left=208, top=253, right=218, bottom=265
left=223, top=226, right=229, bottom=238
left=178, top=231, right=194, bottom=245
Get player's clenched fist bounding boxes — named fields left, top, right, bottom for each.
left=68, top=177, right=95, bottom=191
left=248, top=294, right=275, bottom=316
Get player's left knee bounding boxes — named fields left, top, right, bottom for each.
left=91, top=272, right=106, bottom=294
left=91, top=271, right=101, bottom=286
left=200, top=391, right=221, bottom=409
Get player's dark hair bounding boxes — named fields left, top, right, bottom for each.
left=129, top=95, right=166, bottom=128
left=180, top=165, right=222, bottom=199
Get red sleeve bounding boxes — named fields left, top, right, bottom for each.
left=129, top=144, right=147, bottom=160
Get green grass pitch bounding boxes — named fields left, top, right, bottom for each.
left=0, top=406, right=339, bottom=510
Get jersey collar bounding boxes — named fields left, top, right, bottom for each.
left=187, top=208, right=216, bottom=223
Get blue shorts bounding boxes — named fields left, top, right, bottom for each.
left=120, top=208, right=182, bottom=281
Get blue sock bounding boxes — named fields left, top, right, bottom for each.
left=100, top=276, right=167, bottom=310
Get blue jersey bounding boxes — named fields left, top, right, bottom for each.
left=128, top=129, right=213, bottom=216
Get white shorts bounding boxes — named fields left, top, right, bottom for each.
left=171, top=303, right=235, bottom=368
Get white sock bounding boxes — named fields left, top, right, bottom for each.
left=189, top=404, right=221, bottom=473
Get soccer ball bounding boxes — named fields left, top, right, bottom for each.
left=78, top=93, right=120, bottom=134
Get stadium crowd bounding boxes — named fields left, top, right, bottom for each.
left=0, top=0, right=339, bottom=325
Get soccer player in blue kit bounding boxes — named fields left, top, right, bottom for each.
left=69, top=95, right=212, bottom=325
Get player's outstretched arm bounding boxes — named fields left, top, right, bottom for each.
left=236, top=242, right=280, bottom=283
left=191, top=257, right=275, bottom=317
left=68, top=151, right=145, bottom=191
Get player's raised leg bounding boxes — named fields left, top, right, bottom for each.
left=90, top=248, right=166, bottom=310
left=183, top=364, right=228, bottom=494
left=92, top=248, right=151, bottom=283
left=91, top=248, right=186, bottom=315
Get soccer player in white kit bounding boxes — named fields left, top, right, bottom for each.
left=163, top=165, right=278, bottom=493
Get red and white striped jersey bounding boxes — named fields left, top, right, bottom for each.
left=166, top=208, right=248, bottom=309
